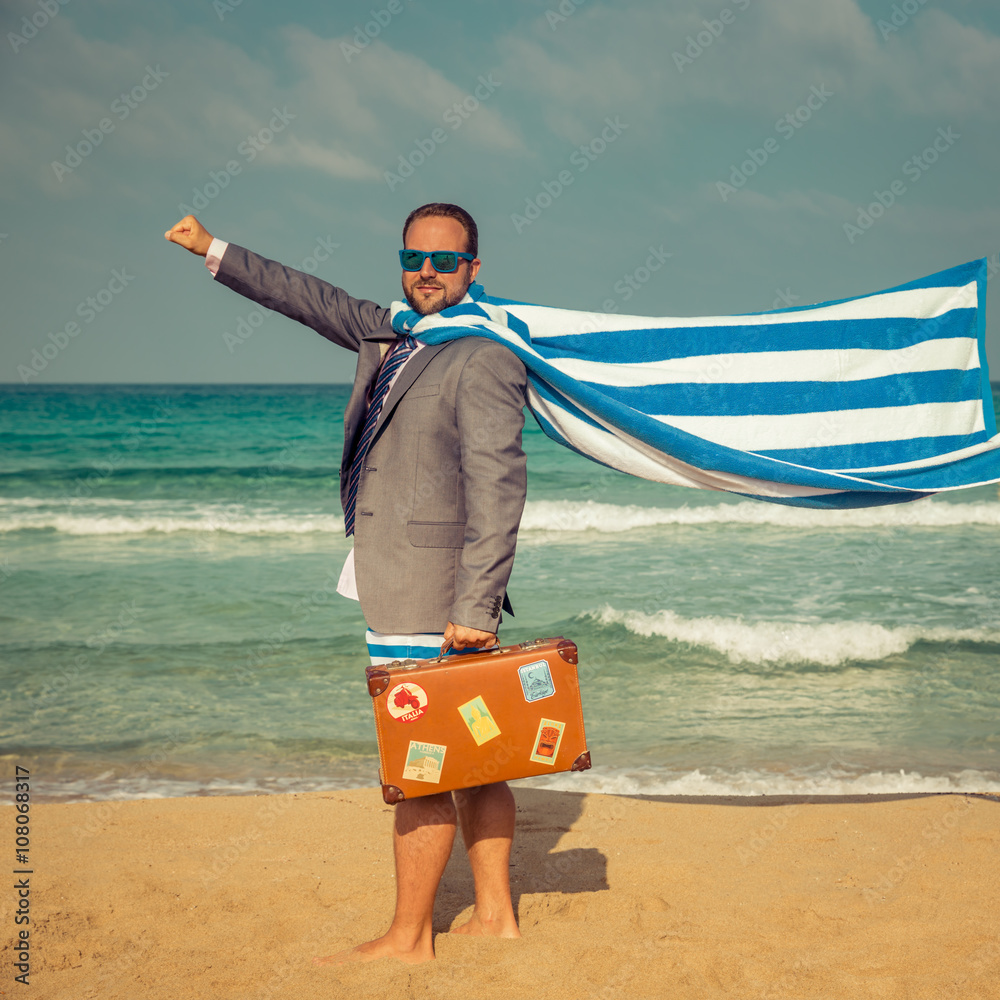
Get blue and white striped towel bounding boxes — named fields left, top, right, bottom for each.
left=391, top=259, right=997, bottom=509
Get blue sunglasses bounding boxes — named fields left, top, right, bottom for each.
left=399, top=249, right=475, bottom=273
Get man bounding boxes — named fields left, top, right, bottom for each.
left=165, top=204, right=528, bottom=964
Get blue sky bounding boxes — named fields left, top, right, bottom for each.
left=2, top=0, right=998, bottom=384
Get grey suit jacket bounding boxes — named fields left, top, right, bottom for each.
left=216, top=244, right=528, bottom=635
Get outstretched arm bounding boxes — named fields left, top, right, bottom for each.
left=163, top=215, right=388, bottom=353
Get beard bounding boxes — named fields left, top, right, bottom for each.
left=402, top=275, right=469, bottom=315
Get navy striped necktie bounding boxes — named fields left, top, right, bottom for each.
left=344, top=335, right=417, bottom=536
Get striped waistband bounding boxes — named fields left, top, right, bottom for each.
left=365, top=629, right=445, bottom=666
left=364, top=629, right=499, bottom=666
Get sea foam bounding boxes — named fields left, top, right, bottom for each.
left=587, top=605, right=999, bottom=666
left=520, top=498, right=1000, bottom=533
left=519, top=765, right=1000, bottom=797
left=0, top=499, right=343, bottom=535
left=11, top=765, right=999, bottom=803
left=3, top=496, right=1000, bottom=536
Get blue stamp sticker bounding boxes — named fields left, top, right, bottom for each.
left=518, top=659, right=555, bottom=702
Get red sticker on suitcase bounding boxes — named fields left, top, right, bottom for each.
left=530, top=719, right=566, bottom=765
left=386, top=683, right=428, bottom=723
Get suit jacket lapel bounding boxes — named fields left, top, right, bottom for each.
left=341, top=338, right=384, bottom=475
left=372, top=341, right=449, bottom=442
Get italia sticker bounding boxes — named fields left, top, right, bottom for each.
left=530, top=719, right=566, bottom=765
left=458, top=695, right=501, bottom=746
left=402, top=740, right=446, bottom=783
left=518, top=659, right=555, bottom=702
left=386, top=682, right=428, bottom=723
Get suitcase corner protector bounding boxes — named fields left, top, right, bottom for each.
left=571, top=751, right=591, bottom=772
left=367, top=667, right=391, bottom=697
left=556, top=640, right=578, bottom=665
left=381, top=784, right=406, bottom=805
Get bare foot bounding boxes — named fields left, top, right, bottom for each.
left=312, top=933, right=435, bottom=966
left=449, top=911, right=521, bottom=938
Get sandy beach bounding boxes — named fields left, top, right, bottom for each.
left=11, top=787, right=998, bottom=999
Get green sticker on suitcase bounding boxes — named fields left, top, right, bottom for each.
left=458, top=695, right=501, bottom=746
left=518, top=659, right=555, bottom=702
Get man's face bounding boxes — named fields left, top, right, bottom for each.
left=401, top=216, right=480, bottom=316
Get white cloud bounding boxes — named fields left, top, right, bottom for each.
left=495, top=0, right=1000, bottom=125
left=878, top=9, right=1000, bottom=117
left=264, top=136, right=380, bottom=182
left=280, top=27, right=527, bottom=160
left=0, top=12, right=530, bottom=197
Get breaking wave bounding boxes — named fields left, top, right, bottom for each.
left=586, top=605, right=1000, bottom=666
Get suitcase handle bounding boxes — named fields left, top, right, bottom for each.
left=436, top=637, right=509, bottom=662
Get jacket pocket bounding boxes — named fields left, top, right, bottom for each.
left=405, top=383, right=440, bottom=399
left=407, top=520, right=465, bottom=548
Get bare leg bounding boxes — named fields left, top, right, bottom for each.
left=450, top=782, right=520, bottom=937
left=313, top=792, right=457, bottom=965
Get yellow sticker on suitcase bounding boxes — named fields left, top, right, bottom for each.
left=458, top=695, right=502, bottom=746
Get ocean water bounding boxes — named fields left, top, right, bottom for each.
left=2, top=384, right=999, bottom=802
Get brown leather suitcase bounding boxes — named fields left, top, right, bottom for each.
left=366, top=637, right=591, bottom=803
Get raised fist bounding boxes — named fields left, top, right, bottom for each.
left=164, top=215, right=213, bottom=257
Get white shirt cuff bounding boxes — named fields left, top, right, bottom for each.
left=337, top=547, right=360, bottom=601
left=205, top=238, right=229, bottom=277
